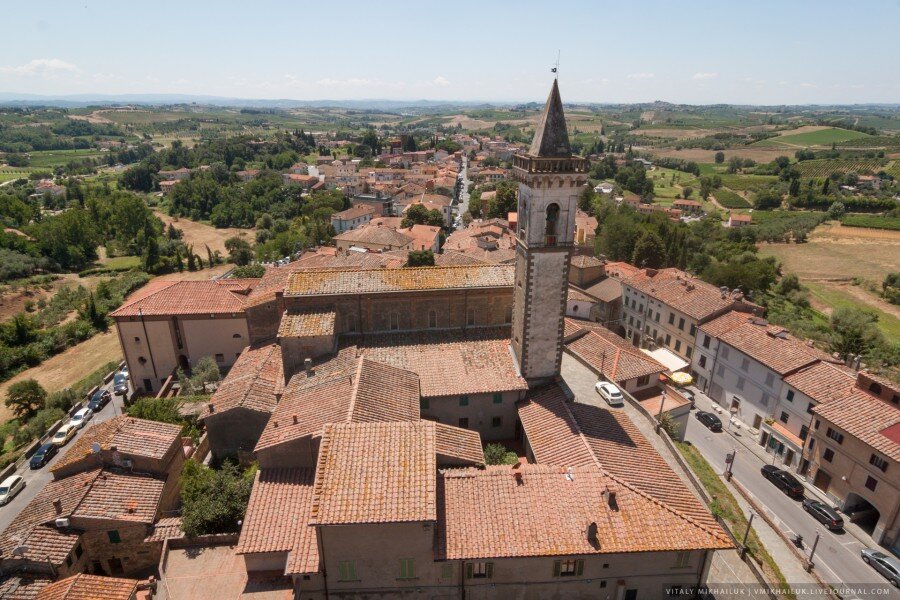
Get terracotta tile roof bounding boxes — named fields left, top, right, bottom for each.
left=71, top=470, right=164, bottom=524
left=434, top=251, right=489, bottom=266
left=311, top=422, right=437, bottom=525
left=255, top=358, right=420, bottom=452
left=604, top=261, right=641, bottom=280
left=236, top=468, right=319, bottom=575
left=565, top=326, right=666, bottom=383
left=516, top=385, right=598, bottom=468
left=436, top=463, right=732, bottom=560
left=110, top=280, right=248, bottom=317
left=285, top=264, right=514, bottom=296
left=397, top=224, right=440, bottom=251
left=783, top=361, right=856, bottom=405
left=36, top=574, right=138, bottom=600
left=570, top=255, right=604, bottom=269
left=622, top=268, right=740, bottom=321
left=143, top=516, right=184, bottom=542
left=814, top=390, right=900, bottom=461
left=332, top=204, right=376, bottom=221
left=767, top=421, right=804, bottom=448
left=278, top=309, right=336, bottom=338
left=702, top=312, right=827, bottom=375
left=51, top=416, right=181, bottom=474
left=333, top=224, right=412, bottom=248
left=203, top=343, right=283, bottom=418
left=567, top=286, right=596, bottom=303
left=0, top=573, right=53, bottom=600
left=583, top=277, right=622, bottom=303
left=434, top=423, right=485, bottom=466
left=344, top=328, right=528, bottom=397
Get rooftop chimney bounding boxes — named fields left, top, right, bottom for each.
left=587, top=521, right=599, bottom=545
left=53, top=498, right=63, bottom=515
left=604, top=487, right=619, bottom=511
left=292, top=415, right=298, bottom=425
left=208, top=403, right=215, bottom=414
left=304, top=357, right=313, bottom=376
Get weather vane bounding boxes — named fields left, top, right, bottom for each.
left=551, top=51, right=560, bottom=78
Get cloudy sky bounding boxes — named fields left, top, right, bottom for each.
left=1, top=0, right=898, bottom=104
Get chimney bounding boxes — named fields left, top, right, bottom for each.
left=587, top=521, right=599, bottom=545
left=603, top=487, right=619, bottom=511
left=273, top=421, right=278, bottom=428
left=208, top=403, right=215, bottom=414
left=304, top=358, right=313, bottom=375
left=53, top=498, right=63, bottom=515
left=513, top=471, right=524, bottom=485
left=292, top=415, right=298, bottom=425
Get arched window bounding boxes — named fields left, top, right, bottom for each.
left=545, top=203, right=560, bottom=245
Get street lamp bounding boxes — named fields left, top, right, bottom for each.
left=655, top=388, right=667, bottom=434
left=806, top=530, right=821, bottom=572
left=740, top=512, right=755, bottom=558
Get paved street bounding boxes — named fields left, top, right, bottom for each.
left=685, top=389, right=900, bottom=598
left=0, top=368, right=131, bottom=532
left=454, top=155, right=470, bottom=224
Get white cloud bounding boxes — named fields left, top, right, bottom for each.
left=432, top=75, right=450, bottom=86
left=692, top=72, right=718, bottom=80
left=627, top=72, right=654, bottom=80
left=0, top=58, right=79, bottom=75
left=799, top=82, right=817, bottom=88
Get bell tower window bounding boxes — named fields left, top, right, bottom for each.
left=545, top=203, right=559, bottom=246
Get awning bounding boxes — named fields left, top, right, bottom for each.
left=641, top=348, right=690, bottom=373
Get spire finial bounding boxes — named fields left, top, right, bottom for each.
left=551, top=50, right=560, bottom=79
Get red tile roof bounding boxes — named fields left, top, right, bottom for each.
left=236, top=468, right=319, bottom=575
left=583, top=277, right=622, bottom=303
left=517, top=386, right=597, bottom=468
left=143, top=516, right=184, bottom=543
left=434, top=423, right=485, bottom=466
left=70, top=470, right=165, bottom=524
left=110, top=280, right=249, bottom=317
left=814, top=390, right=900, bottom=461
left=36, top=574, right=138, bottom=600
left=278, top=309, right=336, bottom=338
left=783, top=361, right=856, bottom=405
left=622, top=268, right=743, bottom=321
left=0, top=573, right=53, bottom=600
left=436, top=463, right=732, bottom=560
left=332, top=204, right=377, bottom=221
left=311, top=422, right=437, bottom=525
left=285, top=265, right=514, bottom=296
left=204, top=343, right=283, bottom=417
left=565, top=323, right=666, bottom=383
left=333, top=224, right=413, bottom=248
left=570, top=255, right=605, bottom=269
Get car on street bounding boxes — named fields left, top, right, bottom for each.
left=695, top=411, right=722, bottom=432
left=0, top=475, right=25, bottom=505
left=861, top=549, right=900, bottom=587
left=595, top=381, right=624, bottom=407
left=801, top=499, right=844, bottom=530
left=88, top=389, right=111, bottom=412
left=680, top=388, right=695, bottom=407
left=69, top=407, right=93, bottom=429
left=51, top=424, right=77, bottom=447
left=29, top=442, right=59, bottom=469
left=113, top=372, right=129, bottom=396
left=761, top=465, right=804, bottom=498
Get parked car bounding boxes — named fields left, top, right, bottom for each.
left=88, top=389, right=111, bottom=412
left=69, top=407, right=93, bottom=429
left=120, top=365, right=129, bottom=378
left=595, top=381, right=624, bottom=407
left=29, top=442, right=59, bottom=469
left=113, top=373, right=129, bottom=395
left=680, top=389, right=695, bottom=407
left=861, top=549, right=900, bottom=587
left=51, top=424, right=77, bottom=447
left=695, top=411, right=722, bottom=432
left=0, top=475, right=25, bottom=505
left=802, top=499, right=844, bottom=530
left=761, top=465, right=804, bottom=498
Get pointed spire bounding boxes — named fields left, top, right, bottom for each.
left=528, top=79, right=571, bottom=158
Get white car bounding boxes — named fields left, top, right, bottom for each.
left=0, top=475, right=25, bottom=505
left=595, top=381, right=624, bottom=407
left=70, top=407, right=94, bottom=429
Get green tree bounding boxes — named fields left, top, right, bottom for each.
left=485, top=181, right=518, bottom=219
left=180, top=459, right=257, bottom=537
left=5, top=379, right=47, bottom=420
left=578, top=186, right=595, bottom=211
left=483, top=443, right=518, bottom=465
left=631, top=230, right=666, bottom=269
left=682, top=186, right=693, bottom=199
left=406, top=250, right=435, bottom=267
left=827, top=201, right=845, bottom=220
left=830, top=308, right=881, bottom=359
left=714, top=152, right=725, bottom=164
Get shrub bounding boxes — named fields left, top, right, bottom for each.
left=180, top=459, right=257, bottom=537
left=483, top=443, right=519, bottom=465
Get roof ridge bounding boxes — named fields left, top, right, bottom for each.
left=552, top=390, right=605, bottom=472
left=115, top=280, right=179, bottom=311
left=345, top=357, right=365, bottom=422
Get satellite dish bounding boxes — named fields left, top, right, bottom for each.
left=91, top=442, right=101, bottom=454
left=12, top=545, right=28, bottom=557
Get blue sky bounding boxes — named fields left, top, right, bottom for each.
left=1, top=0, right=898, bottom=104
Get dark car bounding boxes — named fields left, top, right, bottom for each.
left=802, top=499, right=844, bottom=530
left=88, top=389, right=111, bottom=411
left=761, top=465, right=804, bottom=498
left=113, top=373, right=128, bottom=396
left=695, top=411, right=722, bottom=432
left=29, top=442, right=58, bottom=469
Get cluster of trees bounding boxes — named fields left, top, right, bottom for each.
left=401, top=203, right=444, bottom=229
left=467, top=180, right=517, bottom=220
left=0, top=115, right=125, bottom=153
left=247, top=190, right=345, bottom=262
left=653, top=157, right=701, bottom=176
left=180, top=459, right=257, bottom=537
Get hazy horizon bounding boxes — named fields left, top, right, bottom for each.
left=1, top=0, right=898, bottom=105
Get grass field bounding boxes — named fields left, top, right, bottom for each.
left=718, top=174, right=778, bottom=192
left=804, top=281, right=900, bottom=339
left=712, top=188, right=751, bottom=208
left=842, top=215, right=900, bottom=231
left=753, top=127, right=871, bottom=148
left=27, top=149, right=106, bottom=168
left=793, top=158, right=886, bottom=178
left=99, top=255, right=141, bottom=269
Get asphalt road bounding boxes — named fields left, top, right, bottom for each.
left=0, top=369, right=131, bottom=532
left=455, top=156, right=470, bottom=223
left=683, top=405, right=900, bottom=597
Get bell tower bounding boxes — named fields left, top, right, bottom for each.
left=510, top=79, right=589, bottom=383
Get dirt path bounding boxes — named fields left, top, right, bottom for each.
left=807, top=279, right=900, bottom=321
left=0, top=329, right=122, bottom=422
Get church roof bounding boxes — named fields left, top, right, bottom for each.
left=528, top=79, right=571, bottom=158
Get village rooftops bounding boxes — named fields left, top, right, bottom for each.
left=236, top=468, right=319, bottom=575
left=278, top=309, right=336, bottom=338
left=203, top=343, right=284, bottom=417
left=332, top=224, right=412, bottom=248
left=110, top=279, right=254, bottom=317
left=36, top=573, right=139, bottom=600
left=310, top=422, right=438, bottom=526
left=582, top=277, right=623, bottom=303
left=51, top=415, right=182, bottom=475
left=285, top=264, right=514, bottom=297
left=332, top=204, right=376, bottom=221
left=69, top=470, right=165, bottom=524
left=814, top=387, right=900, bottom=462
left=622, top=267, right=755, bottom=322
left=782, top=361, right=856, bottom=406
left=564, top=319, right=666, bottom=383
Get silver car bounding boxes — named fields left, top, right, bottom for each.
left=861, top=549, right=900, bottom=587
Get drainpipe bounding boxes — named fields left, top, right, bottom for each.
left=318, top=525, right=329, bottom=600
left=139, top=309, right=159, bottom=383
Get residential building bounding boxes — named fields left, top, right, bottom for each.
left=726, top=213, right=752, bottom=228
left=398, top=223, right=441, bottom=252
left=330, top=204, right=376, bottom=233
left=574, top=208, right=598, bottom=246
left=673, top=199, right=703, bottom=214
left=332, top=223, right=413, bottom=252
left=158, top=167, right=191, bottom=181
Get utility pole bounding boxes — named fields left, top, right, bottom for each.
left=725, top=449, right=735, bottom=481
left=740, top=512, right=755, bottom=558
left=655, top=388, right=667, bottom=433
left=806, top=531, right=821, bottom=572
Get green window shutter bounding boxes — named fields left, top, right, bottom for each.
left=465, top=563, right=474, bottom=579
left=576, top=559, right=584, bottom=576
left=399, top=558, right=414, bottom=579
left=493, top=393, right=502, bottom=404
left=441, top=563, right=453, bottom=579
left=460, top=395, right=469, bottom=406
left=338, top=561, right=347, bottom=581
left=485, top=562, right=494, bottom=579
left=107, top=530, right=121, bottom=544
left=349, top=561, right=357, bottom=581
left=553, top=560, right=561, bottom=577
